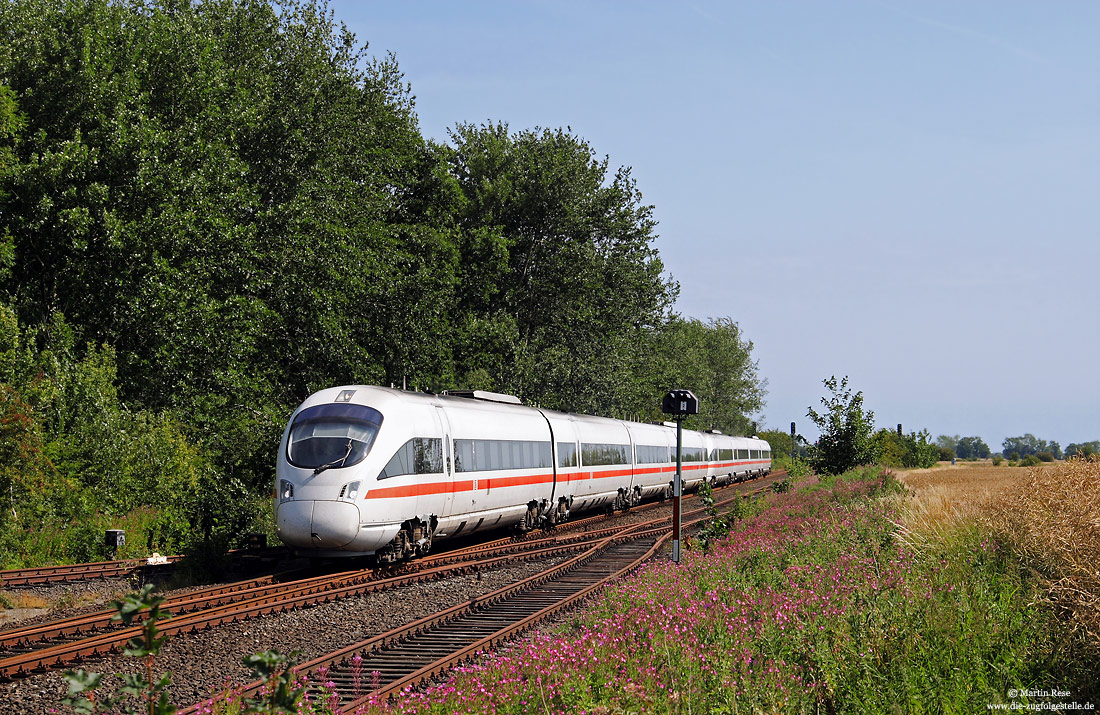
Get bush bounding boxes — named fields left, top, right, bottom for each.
left=992, top=455, right=1004, bottom=466
left=1021, top=454, right=1042, bottom=467
left=807, top=376, right=877, bottom=475
left=0, top=306, right=257, bottom=567
left=938, top=446, right=955, bottom=461
left=1036, top=452, right=1054, bottom=463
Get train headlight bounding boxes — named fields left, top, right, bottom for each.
left=341, top=481, right=361, bottom=501
left=279, top=479, right=295, bottom=502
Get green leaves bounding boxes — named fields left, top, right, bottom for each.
left=64, top=584, right=176, bottom=715
left=807, top=376, right=878, bottom=475
left=243, top=650, right=306, bottom=714
left=0, top=1, right=770, bottom=569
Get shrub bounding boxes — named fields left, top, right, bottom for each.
left=938, top=446, right=955, bottom=461
left=1021, top=454, right=1042, bottom=467
left=807, top=376, right=877, bottom=475
left=992, top=455, right=1004, bottom=466
left=1036, top=452, right=1055, bottom=463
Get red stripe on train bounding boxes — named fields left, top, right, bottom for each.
left=362, top=459, right=769, bottom=500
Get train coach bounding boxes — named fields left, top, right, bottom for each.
left=274, top=386, right=771, bottom=562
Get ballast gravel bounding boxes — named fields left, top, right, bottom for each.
left=0, top=478, right=776, bottom=714
left=0, top=557, right=566, bottom=715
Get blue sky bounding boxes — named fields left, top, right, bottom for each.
left=329, top=1, right=1099, bottom=448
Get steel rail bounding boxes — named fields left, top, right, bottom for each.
left=178, top=479, right=776, bottom=714
left=2, top=473, right=780, bottom=681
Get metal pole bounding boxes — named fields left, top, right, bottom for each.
left=673, top=417, right=683, bottom=563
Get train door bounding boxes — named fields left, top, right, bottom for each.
left=433, top=405, right=455, bottom=522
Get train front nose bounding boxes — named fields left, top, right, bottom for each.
left=277, top=500, right=361, bottom=548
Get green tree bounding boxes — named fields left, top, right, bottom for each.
left=935, top=434, right=959, bottom=456
left=758, top=428, right=805, bottom=460
left=807, top=376, right=878, bottom=475
left=445, top=122, right=675, bottom=415
left=1002, top=434, right=1059, bottom=459
left=1066, top=441, right=1099, bottom=458
left=0, top=0, right=461, bottom=488
left=955, top=436, right=991, bottom=460
left=627, top=317, right=765, bottom=434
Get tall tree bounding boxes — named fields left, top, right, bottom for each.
left=446, top=122, right=675, bottom=414
left=955, top=436, right=990, bottom=460
left=626, top=317, right=764, bottom=434
left=0, top=0, right=460, bottom=485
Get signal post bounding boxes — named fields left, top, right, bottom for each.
left=662, top=389, right=699, bottom=564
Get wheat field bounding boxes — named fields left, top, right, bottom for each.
left=897, top=458, right=1100, bottom=645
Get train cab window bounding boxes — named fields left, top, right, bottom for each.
left=558, top=442, right=578, bottom=468
left=379, top=438, right=444, bottom=479
left=287, top=403, right=383, bottom=470
left=581, top=443, right=630, bottom=466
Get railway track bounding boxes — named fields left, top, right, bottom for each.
left=0, top=473, right=780, bottom=686
left=175, top=477, right=781, bottom=713
left=0, top=558, right=182, bottom=588
left=180, top=524, right=672, bottom=714
left=0, top=546, right=291, bottom=590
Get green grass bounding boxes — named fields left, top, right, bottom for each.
left=353, top=468, right=1098, bottom=714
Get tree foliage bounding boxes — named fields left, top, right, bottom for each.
left=1002, top=434, right=1061, bottom=460
left=0, top=1, right=768, bottom=564
left=806, top=376, right=877, bottom=475
left=873, top=428, right=938, bottom=469
left=1066, top=441, right=1099, bottom=458
left=445, top=122, right=676, bottom=416
left=955, top=435, right=991, bottom=460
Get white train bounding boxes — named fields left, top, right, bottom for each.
left=274, top=386, right=771, bottom=561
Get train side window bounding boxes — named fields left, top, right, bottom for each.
left=737, top=448, right=749, bottom=460
left=720, top=448, right=733, bottom=461
left=378, top=438, right=442, bottom=479
left=558, top=442, right=578, bottom=468
left=581, top=443, right=630, bottom=466
left=455, top=439, right=553, bottom=472
left=415, top=438, right=443, bottom=473
left=635, top=445, right=667, bottom=464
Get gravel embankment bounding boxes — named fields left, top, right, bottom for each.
left=0, top=557, right=566, bottom=714
left=0, top=480, right=772, bottom=714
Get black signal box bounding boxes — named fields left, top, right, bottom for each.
left=662, top=389, right=699, bottom=416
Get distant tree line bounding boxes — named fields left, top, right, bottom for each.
left=1001, top=434, right=1062, bottom=460
left=935, top=435, right=992, bottom=461
left=0, top=0, right=765, bottom=565
left=1065, top=441, right=1100, bottom=458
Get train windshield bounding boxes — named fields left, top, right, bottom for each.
left=287, top=403, right=384, bottom=470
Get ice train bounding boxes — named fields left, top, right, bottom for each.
left=274, top=386, right=771, bottom=561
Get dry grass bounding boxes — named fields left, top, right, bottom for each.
left=986, top=457, right=1100, bottom=644
left=894, top=457, right=1100, bottom=646
left=894, top=461, right=1027, bottom=544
